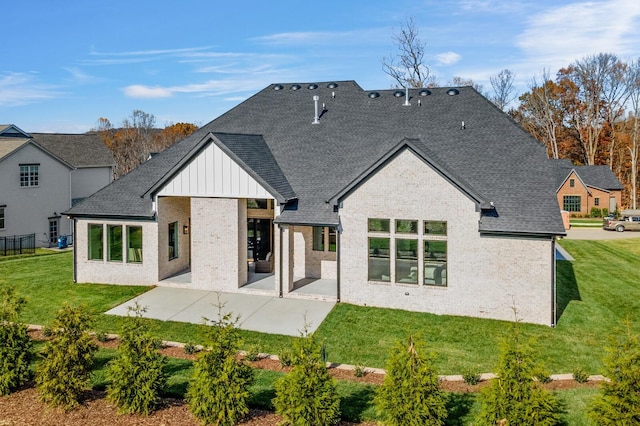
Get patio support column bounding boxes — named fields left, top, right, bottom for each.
left=336, top=225, right=341, bottom=302
left=278, top=224, right=283, bottom=297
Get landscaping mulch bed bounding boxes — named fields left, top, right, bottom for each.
left=0, top=330, right=598, bottom=425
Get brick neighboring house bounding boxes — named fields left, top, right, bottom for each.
left=66, top=81, right=566, bottom=326
left=0, top=125, right=114, bottom=247
left=554, top=159, right=624, bottom=217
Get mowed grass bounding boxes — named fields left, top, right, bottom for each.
left=2, top=239, right=640, bottom=376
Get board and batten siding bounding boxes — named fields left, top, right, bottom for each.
left=156, top=142, right=274, bottom=200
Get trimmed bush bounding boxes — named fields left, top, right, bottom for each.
left=588, top=322, right=640, bottom=424
left=477, top=323, right=561, bottom=425
left=186, top=310, right=254, bottom=426
left=573, top=367, right=589, bottom=383
left=375, top=335, right=447, bottom=426
left=273, top=330, right=341, bottom=426
left=35, top=303, right=97, bottom=410
left=462, top=368, right=482, bottom=385
left=106, top=303, right=166, bottom=415
left=0, top=287, right=33, bottom=395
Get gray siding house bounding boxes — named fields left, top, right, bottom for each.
left=66, top=82, right=565, bottom=325
left=0, top=125, right=114, bottom=247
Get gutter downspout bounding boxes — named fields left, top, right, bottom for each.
left=278, top=225, right=283, bottom=298
left=72, top=218, right=77, bottom=283
left=336, top=226, right=341, bottom=302
left=551, top=237, right=557, bottom=327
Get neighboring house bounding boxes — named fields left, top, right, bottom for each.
left=66, top=81, right=565, bottom=325
left=554, top=159, right=624, bottom=217
left=0, top=125, right=114, bottom=247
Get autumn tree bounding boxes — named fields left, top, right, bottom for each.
left=382, top=17, right=436, bottom=88
left=490, top=69, right=517, bottom=111
left=95, top=112, right=198, bottom=179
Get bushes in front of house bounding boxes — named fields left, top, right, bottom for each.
left=375, top=335, right=448, bottom=425
left=273, top=329, right=341, bottom=426
left=0, top=286, right=34, bottom=395
left=186, top=310, right=254, bottom=426
left=35, top=303, right=97, bottom=410
left=106, top=303, right=167, bottom=415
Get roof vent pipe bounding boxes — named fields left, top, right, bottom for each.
left=313, top=95, right=320, bottom=124
left=403, top=86, right=411, bottom=106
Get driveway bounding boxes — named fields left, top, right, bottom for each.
left=564, top=227, right=640, bottom=240
left=106, top=287, right=336, bottom=337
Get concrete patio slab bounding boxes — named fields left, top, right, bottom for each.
left=105, top=287, right=336, bottom=336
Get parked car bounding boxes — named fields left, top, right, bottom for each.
left=603, top=209, right=640, bottom=232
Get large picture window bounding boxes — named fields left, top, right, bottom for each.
left=19, top=164, right=39, bottom=187
left=127, top=226, right=143, bottom=263
left=424, top=240, right=447, bottom=286
left=367, top=218, right=448, bottom=287
left=108, top=225, right=123, bottom=262
left=88, top=224, right=103, bottom=260
left=368, top=237, right=390, bottom=282
left=396, top=239, right=418, bottom=284
left=563, top=195, right=581, bottom=212
left=168, top=221, right=178, bottom=260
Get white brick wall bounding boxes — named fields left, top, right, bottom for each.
left=74, top=218, right=158, bottom=285
left=339, top=149, right=554, bottom=325
left=190, top=197, right=246, bottom=291
left=157, top=196, right=191, bottom=280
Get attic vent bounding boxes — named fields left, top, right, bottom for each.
left=273, top=84, right=284, bottom=91
left=291, top=84, right=301, bottom=90
left=419, top=89, right=431, bottom=96
left=327, top=82, right=338, bottom=89
left=393, top=90, right=404, bottom=97
left=447, top=88, right=460, bottom=96
left=308, top=84, right=318, bottom=90
left=368, top=91, right=380, bottom=98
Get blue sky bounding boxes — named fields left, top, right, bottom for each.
left=3, top=0, right=640, bottom=133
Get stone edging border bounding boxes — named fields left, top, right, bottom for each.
left=28, top=324, right=608, bottom=383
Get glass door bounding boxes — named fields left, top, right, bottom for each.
left=247, top=219, right=272, bottom=261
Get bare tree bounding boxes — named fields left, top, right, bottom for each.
left=490, top=69, right=517, bottom=111
left=518, top=70, right=562, bottom=159
left=626, top=58, right=640, bottom=208
left=448, top=76, right=484, bottom=94
left=382, top=17, right=436, bottom=88
left=560, top=53, right=625, bottom=165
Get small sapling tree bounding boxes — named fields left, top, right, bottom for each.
left=374, top=335, right=447, bottom=426
left=35, top=303, right=97, bottom=410
left=186, top=305, right=254, bottom=426
left=106, top=303, right=166, bottom=415
left=273, top=327, right=341, bottom=426
left=588, top=320, right=640, bottom=424
left=0, top=286, right=33, bottom=395
left=477, top=321, right=561, bottom=425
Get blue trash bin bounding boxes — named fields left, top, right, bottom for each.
left=57, top=236, right=68, bottom=249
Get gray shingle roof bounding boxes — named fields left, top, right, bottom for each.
left=30, top=133, right=115, bottom=168
left=552, top=160, right=623, bottom=192
left=66, top=80, right=565, bottom=235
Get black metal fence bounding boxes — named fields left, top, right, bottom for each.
left=0, top=233, right=36, bottom=256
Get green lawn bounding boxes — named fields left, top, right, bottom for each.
left=3, top=240, right=640, bottom=374
left=4, top=240, right=634, bottom=424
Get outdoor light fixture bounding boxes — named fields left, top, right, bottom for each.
left=183, top=224, right=189, bottom=234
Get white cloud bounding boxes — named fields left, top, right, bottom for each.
left=435, top=51, right=461, bottom=65
left=123, top=85, right=172, bottom=98
left=516, top=0, right=640, bottom=71
left=0, top=72, right=62, bottom=106
left=253, top=28, right=387, bottom=46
